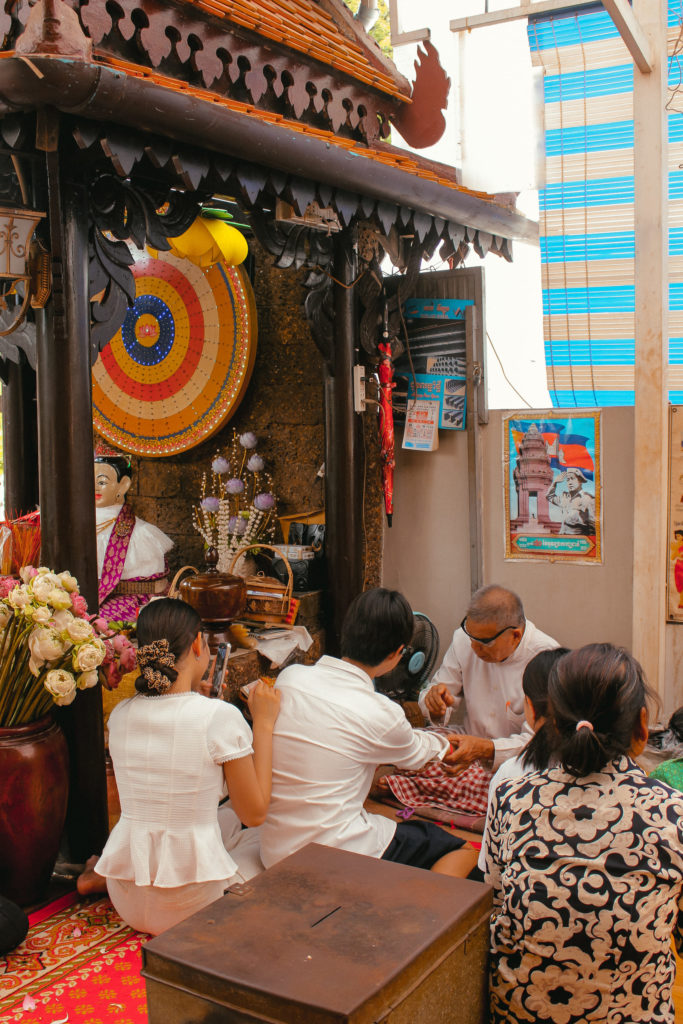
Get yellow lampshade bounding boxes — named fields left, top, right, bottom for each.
left=167, top=217, right=248, bottom=268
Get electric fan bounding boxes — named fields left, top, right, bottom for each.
left=376, top=612, right=440, bottom=703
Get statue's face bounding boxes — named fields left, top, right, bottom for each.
left=94, top=463, right=130, bottom=507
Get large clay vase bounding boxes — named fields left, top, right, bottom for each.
left=0, top=715, right=69, bottom=906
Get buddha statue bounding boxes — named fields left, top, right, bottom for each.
left=95, top=451, right=174, bottom=622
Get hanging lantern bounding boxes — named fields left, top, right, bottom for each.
left=0, top=207, right=46, bottom=336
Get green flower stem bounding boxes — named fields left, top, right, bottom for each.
left=0, top=616, right=26, bottom=722
left=0, top=611, right=16, bottom=667
left=0, top=641, right=68, bottom=727
left=1, top=646, right=32, bottom=723
left=13, top=692, right=52, bottom=727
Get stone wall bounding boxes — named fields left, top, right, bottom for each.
left=120, top=240, right=383, bottom=590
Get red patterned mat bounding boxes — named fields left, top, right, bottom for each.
left=0, top=893, right=148, bottom=1023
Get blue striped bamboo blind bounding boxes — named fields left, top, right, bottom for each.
left=528, top=1, right=683, bottom=406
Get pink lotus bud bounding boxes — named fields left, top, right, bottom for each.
left=71, top=594, right=89, bottom=618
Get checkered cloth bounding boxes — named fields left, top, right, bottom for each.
left=383, top=728, right=492, bottom=816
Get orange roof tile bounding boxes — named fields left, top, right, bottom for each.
left=181, top=0, right=410, bottom=103
left=92, top=54, right=494, bottom=204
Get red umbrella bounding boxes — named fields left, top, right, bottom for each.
left=377, top=341, right=395, bottom=526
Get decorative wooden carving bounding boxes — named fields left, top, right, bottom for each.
left=0, top=313, right=36, bottom=382
left=249, top=208, right=335, bottom=272
left=15, top=0, right=92, bottom=59
left=390, top=41, right=450, bottom=150
left=87, top=171, right=201, bottom=358
left=0, top=153, right=24, bottom=207
left=303, top=268, right=334, bottom=373
left=66, top=0, right=395, bottom=144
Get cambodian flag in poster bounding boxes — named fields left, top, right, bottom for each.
left=509, top=421, right=595, bottom=480
left=504, top=411, right=602, bottom=564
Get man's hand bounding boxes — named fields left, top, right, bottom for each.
left=424, top=683, right=456, bottom=719
left=442, top=734, right=495, bottom=773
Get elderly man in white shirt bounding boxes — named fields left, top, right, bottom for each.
left=418, top=585, right=559, bottom=773
left=260, top=588, right=478, bottom=877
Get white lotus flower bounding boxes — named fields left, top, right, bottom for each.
left=44, top=669, right=77, bottom=706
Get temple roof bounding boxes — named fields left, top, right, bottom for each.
left=181, top=0, right=410, bottom=102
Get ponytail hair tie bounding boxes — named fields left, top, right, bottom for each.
left=576, top=719, right=594, bottom=732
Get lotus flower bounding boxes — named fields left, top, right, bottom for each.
left=254, top=492, right=275, bottom=511
left=247, top=454, right=264, bottom=472
left=226, top=478, right=245, bottom=494
left=239, top=432, right=257, bottom=449
left=211, top=457, right=230, bottom=475
left=201, top=496, right=220, bottom=512
left=229, top=515, right=248, bottom=536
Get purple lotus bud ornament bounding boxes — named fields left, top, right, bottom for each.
left=247, top=454, right=264, bottom=472
left=239, top=432, right=258, bottom=449
left=201, top=496, right=220, bottom=512
left=211, top=456, right=230, bottom=475
left=226, top=478, right=245, bottom=494
left=254, top=492, right=275, bottom=511
left=229, top=515, right=248, bottom=536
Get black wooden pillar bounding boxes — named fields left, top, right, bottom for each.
left=324, top=230, right=363, bottom=652
left=2, top=356, right=38, bottom=515
left=36, top=146, right=108, bottom=860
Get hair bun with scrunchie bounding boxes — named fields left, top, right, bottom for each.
left=136, top=639, right=176, bottom=693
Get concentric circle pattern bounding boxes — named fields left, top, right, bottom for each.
left=92, top=248, right=257, bottom=457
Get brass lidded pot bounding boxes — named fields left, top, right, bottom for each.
left=178, top=547, right=246, bottom=648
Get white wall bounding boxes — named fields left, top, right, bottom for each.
left=381, top=428, right=472, bottom=656
left=383, top=408, right=635, bottom=664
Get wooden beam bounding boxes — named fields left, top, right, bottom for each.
left=632, top=0, right=669, bottom=708
left=36, top=142, right=108, bottom=861
left=324, top=231, right=364, bottom=652
left=602, top=0, right=653, bottom=73
left=449, top=0, right=653, bottom=71
left=388, top=0, right=430, bottom=45
left=449, top=0, right=599, bottom=32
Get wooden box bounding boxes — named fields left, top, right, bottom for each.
left=142, top=843, right=492, bottom=1024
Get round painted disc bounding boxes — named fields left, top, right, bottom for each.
left=92, top=248, right=257, bottom=457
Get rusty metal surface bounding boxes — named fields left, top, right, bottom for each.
left=143, top=843, right=492, bottom=1024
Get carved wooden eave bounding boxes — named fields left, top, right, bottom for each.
left=3, top=0, right=410, bottom=146
left=0, top=53, right=537, bottom=249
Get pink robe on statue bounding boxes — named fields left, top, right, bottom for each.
left=97, top=503, right=173, bottom=622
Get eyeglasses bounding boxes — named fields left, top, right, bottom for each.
left=459, top=616, right=520, bottom=646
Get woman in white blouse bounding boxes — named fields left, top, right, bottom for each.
left=78, top=598, right=280, bottom=935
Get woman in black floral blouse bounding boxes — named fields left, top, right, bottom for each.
left=485, top=643, right=683, bottom=1024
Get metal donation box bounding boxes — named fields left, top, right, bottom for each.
left=142, top=843, right=492, bottom=1024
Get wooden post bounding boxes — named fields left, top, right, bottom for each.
left=324, top=230, right=363, bottom=651
left=2, top=356, right=38, bottom=516
left=632, top=0, right=669, bottom=707
left=36, top=145, right=108, bottom=860
left=465, top=305, right=484, bottom=592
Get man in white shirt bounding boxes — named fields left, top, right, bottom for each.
left=260, top=588, right=478, bottom=876
left=418, top=585, right=559, bottom=773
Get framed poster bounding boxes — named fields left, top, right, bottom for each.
left=503, top=410, right=602, bottom=563
left=667, top=406, right=683, bottom=621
